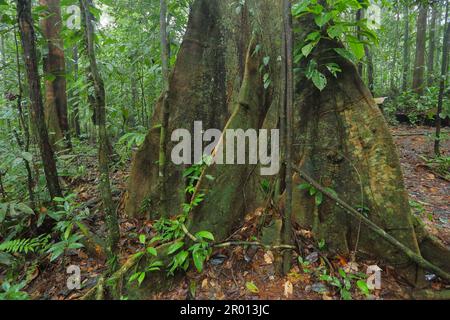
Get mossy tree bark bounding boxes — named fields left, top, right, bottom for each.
left=122, top=0, right=450, bottom=296
left=40, top=0, right=71, bottom=149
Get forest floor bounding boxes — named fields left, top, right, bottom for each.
left=24, top=125, right=449, bottom=300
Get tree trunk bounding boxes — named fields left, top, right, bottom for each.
left=428, top=4, right=438, bottom=87
left=365, top=44, right=374, bottom=94
left=80, top=0, right=120, bottom=263
left=281, top=0, right=294, bottom=275
left=402, top=5, right=410, bottom=92
left=17, top=0, right=62, bottom=201
left=158, top=0, right=170, bottom=217
left=390, top=8, right=400, bottom=92
left=412, top=3, right=428, bottom=95
left=40, top=0, right=71, bottom=149
left=72, top=45, right=81, bottom=137
left=435, top=0, right=450, bottom=156
left=121, top=0, right=450, bottom=297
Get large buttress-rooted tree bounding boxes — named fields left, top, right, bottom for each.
left=17, top=0, right=62, bottom=201
left=122, top=0, right=450, bottom=297
left=40, top=0, right=71, bottom=149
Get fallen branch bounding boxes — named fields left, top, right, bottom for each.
left=392, top=130, right=450, bottom=137
left=410, top=289, right=450, bottom=300
left=293, top=165, right=450, bottom=282
left=213, top=241, right=296, bottom=251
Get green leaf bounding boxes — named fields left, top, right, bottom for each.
left=146, top=247, right=157, bottom=257
left=314, top=11, right=333, bottom=27
left=315, top=192, right=323, bottom=206
left=138, top=272, right=146, bottom=285
left=16, top=203, right=34, bottom=215
left=245, top=281, right=259, bottom=294
left=357, top=280, right=370, bottom=296
left=139, top=234, right=146, bottom=245
left=263, top=56, right=270, bottom=66
left=301, top=43, right=315, bottom=57
left=327, top=24, right=344, bottom=39
left=292, top=1, right=310, bottom=16
left=195, top=231, right=214, bottom=241
left=192, top=250, right=204, bottom=272
left=341, top=288, right=352, bottom=300
left=306, top=31, right=321, bottom=42
left=311, top=70, right=327, bottom=91
left=167, top=241, right=184, bottom=255
left=128, top=272, right=140, bottom=283
left=334, top=48, right=356, bottom=62
left=297, top=183, right=311, bottom=191
left=347, top=36, right=365, bottom=60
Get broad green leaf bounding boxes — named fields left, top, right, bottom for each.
left=334, top=48, right=356, bottom=62
left=357, top=280, right=370, bottom=296
left=297, top=183, right=311, bottom=191
left=167, top=241, right=184, bottom=255
left=147, top=247, right=157, bottom=257
left=138, top=272, right=146, bottom=285
left=301, top=43, right=315, bottom=57
left=347, top=36, right=365, bottom=60
left=195, top=231, right=214, bottom=241
left=311, top=70, right=327, bottom=91
left=192, top=250, right=204, bottom=272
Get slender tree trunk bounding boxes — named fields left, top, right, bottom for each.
left=40, top=0, right=71, bottom=149
left=0, top=34, right=8, bottom=201
left=159, top=0, right=170, bottom=217
left=13, top=29, right=35, bottom=209
left=412, top=3, right=428, bottom=94
left=402, top=5, right=410, bottom=92
left=390, top=8, right=400, bottom=91
left=435, top=0, right=449, bottom=156
left=428, top=4, right=438, bottom=87
left=356, top=9, right=363, bottom=76
left=72, top=46, right=81, bottom=137
left=365, top=45, right=374, bottom=94
left=282, top=0, right=293, bottom=275
left=80, top=0, right=120, bottom=264
left=17, top=0, right=62, bottom=201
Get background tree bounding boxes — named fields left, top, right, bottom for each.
left=435, top=0, right=449, bottom=155
left=79, top=0, right=119, bottom=264
left=412, top=1, right=428, bottom=94
left=16, top=0, right=62, bottom=200
left=39, top=0, right=71, bottom=149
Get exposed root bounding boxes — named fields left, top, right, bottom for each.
left=293, top=165, right=450, bottom=283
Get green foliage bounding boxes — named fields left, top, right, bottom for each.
left=409, top=199, right=433, bottom=221
left=0, top=234, right=50, bottom=255
left=0, top=281, right=29, bottom=300
left=297, top=182, right=337, bottom=207
left=292, top=0, right=379, bottom=91
left=319, top=268, right=370, bottom=300
left=384, top=88, right=450, bottom=125
left=129, top=163, right=215, bottom=285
